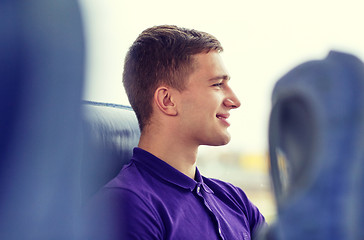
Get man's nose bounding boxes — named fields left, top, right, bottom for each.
left=224, top=92, right=241, bottom=109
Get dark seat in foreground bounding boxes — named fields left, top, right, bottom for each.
left=267, top=51, right=364, bottom=240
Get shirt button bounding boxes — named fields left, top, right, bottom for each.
left=196, top=186, right=201, bottom=193
left=219, top=227, right=224, bottom=239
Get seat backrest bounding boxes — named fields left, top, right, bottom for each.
left=0, top=1, right=85, bottom=239
left=81, top=101, right=140, bottom=202
left=268, top=51, right=364, bottom=239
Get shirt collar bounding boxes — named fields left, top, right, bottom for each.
left=131, top=147, right=213, bottom=194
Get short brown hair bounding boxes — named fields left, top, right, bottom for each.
left=123, top=25, right=223, bottom=131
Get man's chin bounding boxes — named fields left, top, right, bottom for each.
left=204, top=134, right=231, bottom=146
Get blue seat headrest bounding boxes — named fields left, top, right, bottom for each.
left=268, top=51, right=364, bottom=239
left=81, top=101, right=140, bottom=202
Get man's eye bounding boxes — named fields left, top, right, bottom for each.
left=212, top=83, right=223, bottom=87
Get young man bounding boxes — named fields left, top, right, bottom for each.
left=85, top=25, right=266, bottom=240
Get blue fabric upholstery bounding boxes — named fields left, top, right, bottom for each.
left=0, top=0, right=85, bottom=239
left=268, top=51, right=364, bottom=240
left=81, top=101, right=140, bottom=203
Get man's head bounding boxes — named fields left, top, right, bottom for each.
left=123, top=25, right=223, bottom=131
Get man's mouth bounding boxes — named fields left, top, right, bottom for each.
left=216, top=113, right=230, bottom=126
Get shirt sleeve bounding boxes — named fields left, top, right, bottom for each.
left=205, top=178, right=267, bottom=238
left=234, top=186, right=268, bottom=237
left=245, top=196, right=268, bottom=237
left=82, top=187, right=164, bottom=240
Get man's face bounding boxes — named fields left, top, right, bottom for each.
left=176, top=51, right=241, bottom=147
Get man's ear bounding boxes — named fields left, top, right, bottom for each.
left=154, top=86, right=178, bottom=116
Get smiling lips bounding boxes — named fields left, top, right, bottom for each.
left=216, top=113, right=230, bottom=127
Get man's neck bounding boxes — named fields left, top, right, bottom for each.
left=138, top=130, right=198, bottom=179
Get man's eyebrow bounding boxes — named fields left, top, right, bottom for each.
left=208, top=75, right=231, bottom=81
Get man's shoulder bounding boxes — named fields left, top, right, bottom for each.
left=87, top=162, right=146, bottom=204
left=104, top=161, right=139, bottom=188
left=202, top=176, right=267, bottom=230
left=81, top=161, right=164, bottom=240
left=203, top=176, right=244, bottom=194
left=102, top=160, right=154, bottom=194
left=202, top=176, right=251, bottom=206
left=84, top=161, right=160, bottom=219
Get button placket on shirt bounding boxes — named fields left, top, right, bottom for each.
left=195, top=183, right=225, bottom=240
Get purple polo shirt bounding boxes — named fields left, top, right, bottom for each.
left=84, top=148, right=266, bottom=240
